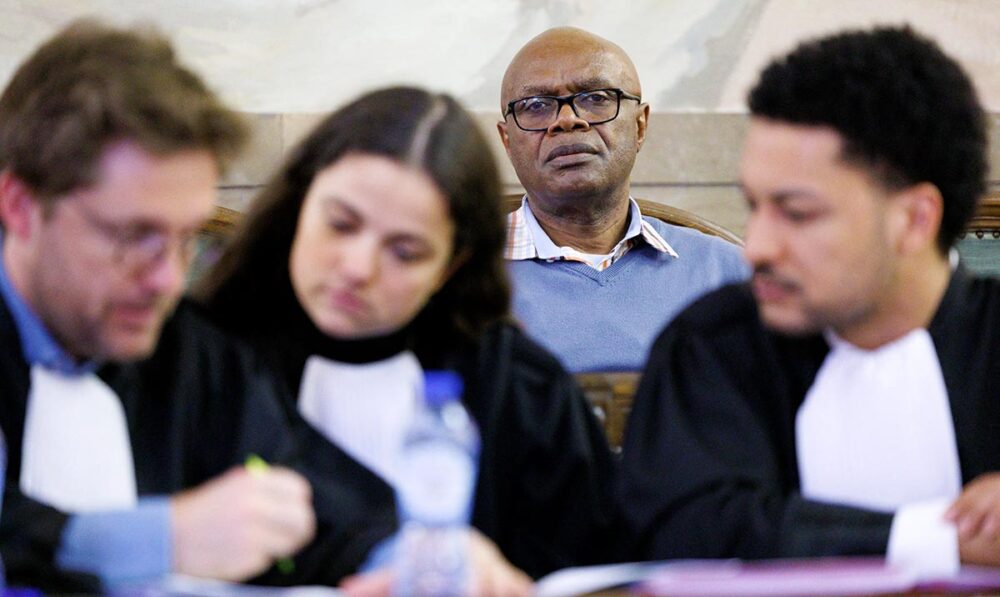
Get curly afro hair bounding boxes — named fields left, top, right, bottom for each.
left=748, top=26, right=988, bottom=253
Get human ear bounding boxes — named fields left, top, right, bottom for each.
left=891, top=182, right=943, bottom=256
left=635, top=103, right=650, bottom=151
left=0, top=170, right=42, bottom=239
left=496, top=122, right=512, bottom=157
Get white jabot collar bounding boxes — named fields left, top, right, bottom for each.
left=298, top=352, right=422, bottom=487
left=21, top=365, right=137, bottom=512
left=796, top=328, right=961, bottom=511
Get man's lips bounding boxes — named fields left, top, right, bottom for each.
left=112, top=302, right=163, bottom=328
left=545, top=143, right=598, bottom=164
left=751, top=272, right=799, bottom=302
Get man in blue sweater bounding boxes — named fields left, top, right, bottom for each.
left=497, top=27, right=747, bottom=372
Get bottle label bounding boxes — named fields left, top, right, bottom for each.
left=397, top=441, right=475, bottom=524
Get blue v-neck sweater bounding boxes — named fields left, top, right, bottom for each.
left=507, top=217, right=748, bottom=372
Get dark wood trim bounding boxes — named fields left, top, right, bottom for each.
left=575, top=372, right=640, bottom=450
left=200, top=206, right=242, bottom=238
left=966, top=192, right=1000, bottom=239
left=635, top=199, right=743, bottom=246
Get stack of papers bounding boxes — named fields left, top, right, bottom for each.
left=536, top=557, right=1000, bottom=596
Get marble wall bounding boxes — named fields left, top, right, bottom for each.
left=2, top=0, right=999, bottom=234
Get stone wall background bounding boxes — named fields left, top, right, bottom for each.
left=3, top=0, right=999, bottom=234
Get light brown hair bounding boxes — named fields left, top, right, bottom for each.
left=0, top=18, right=248, bottom=202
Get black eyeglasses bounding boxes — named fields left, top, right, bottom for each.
left=504, top=88, right=641, bottom=132
left=69, top=201, right=201, bottom=272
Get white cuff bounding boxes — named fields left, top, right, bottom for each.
left=887, top=498, right=959, bottom=579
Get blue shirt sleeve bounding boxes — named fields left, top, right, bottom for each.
left=55, top=496, right=172, bottom=586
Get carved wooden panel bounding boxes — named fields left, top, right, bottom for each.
left=575, top=372, right=641, bottom=452
left=965, top=192, right=1000, bottom=238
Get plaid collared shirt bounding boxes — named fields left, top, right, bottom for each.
left=504, top=196, right=677, bottom=271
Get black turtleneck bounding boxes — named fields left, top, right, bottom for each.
left=215, top=277, right=471, bottom=405
left=265, top=296, right=416, bottom=396
left=301, top=315, right=413, bottom=365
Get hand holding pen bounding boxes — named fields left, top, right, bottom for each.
left=169, top=455, right=316, bottom=581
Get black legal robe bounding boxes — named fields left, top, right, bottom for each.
left=452, top=323, right=618, bottom=577
left=0, top=299, right=395, bottom=591
left=617, top=269, right=1000, bottom=561
left=216, top=305, right=619, bottom=579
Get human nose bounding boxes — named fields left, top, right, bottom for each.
left=139, top=238, right=189, bottom=297
left=547, top=100, right=590, bottom=134
left=339, top=237, right=379, bottom=286
left=742, top=209, right=782, bottom=268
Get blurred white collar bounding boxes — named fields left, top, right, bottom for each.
left=21, top=365, right=137, bottom=512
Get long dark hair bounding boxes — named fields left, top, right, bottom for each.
left=194, top=86, right=510, bottom=360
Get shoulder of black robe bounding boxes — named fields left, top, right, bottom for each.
left=0, top=298, right=100, bottom=592
left=927, top=270, right=1000, bottom=484
left=457, top=321, right=617, bottom=578
left=146, top=300, right=396, bottom=586
left=617, top=281, right=895, bottom=562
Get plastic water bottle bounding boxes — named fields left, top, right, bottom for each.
left=395, top=371, right=479, bottom=597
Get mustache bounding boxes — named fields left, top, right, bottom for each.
left=752, top=266, right=799, bottom=291
left=121, top=297, right=171, bottom=310
left=119, top=292, right=180, bottom=315
left=546, top=143, right=598, bottom=162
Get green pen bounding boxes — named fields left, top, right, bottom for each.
left=245, top=454, right=296, bottom=575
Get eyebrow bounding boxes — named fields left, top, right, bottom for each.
left=322, top=195, right=438, bottom=248
left=739, top=184, right=823, bottom=206
left=772, top=189, right=824, bottom=203
left=322, top=195, right=348, bottom=207
left=515, top=77, right=617, bottom=98
left=388, top=233, right=434, bottom=250
left=739, top=183, right=825, bottom=203
left=322, top=195, right=360, bottom=217
left=84, top=207, right=202, bottom=237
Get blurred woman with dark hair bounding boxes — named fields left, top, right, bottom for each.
left=194, top=86, right=615, bottom=585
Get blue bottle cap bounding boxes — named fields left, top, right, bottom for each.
left=424, top=370, right=464, bottom=406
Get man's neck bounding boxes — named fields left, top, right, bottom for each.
left=1, top=238, right=93, bottom=371
left=836, top=252, right=952, bottom=350
left=526, top=189, right=632, bottom=254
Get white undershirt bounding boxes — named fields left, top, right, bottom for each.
left=558, top=248, right=616, bottom=269
left=796, top=328, right=961, bottom=578
left=297, top=352, right=422, bottom=488
left=20, top=365, right=137, bottom=512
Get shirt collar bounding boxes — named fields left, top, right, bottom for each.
left=504, top=195, right=677, bottom=268
left=0, top=233, right=98, bottom=375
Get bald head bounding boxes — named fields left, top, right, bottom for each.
left=496, top=26, right=649, bottom=224
left=501, top=27, right=642, bottom=111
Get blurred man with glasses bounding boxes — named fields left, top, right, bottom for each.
left=0, top=20, right=391, bottom=591
left=498, top=27, right=746, bottom=373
